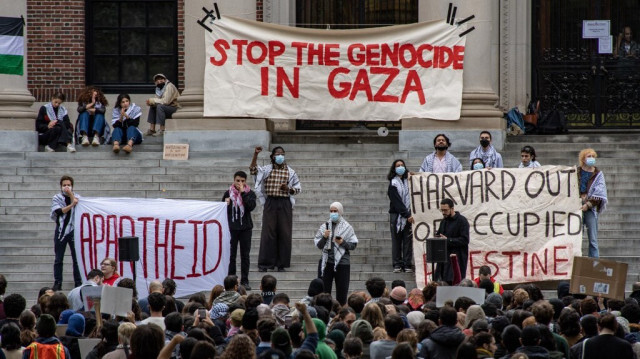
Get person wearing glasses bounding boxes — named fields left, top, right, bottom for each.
left=433, top=198, right=469, bottom=284
left=101, top=258, right=121, bottom=286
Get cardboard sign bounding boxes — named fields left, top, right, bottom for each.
left=570, top=256, right=628, bottom=300
left=436, top=286, right=486, bottom=308
left=163, top=144, right=189, bottom=160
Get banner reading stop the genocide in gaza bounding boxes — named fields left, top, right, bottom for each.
left=410, top=166, right=583, bottom=288
left=204, top=16, right=467, bottom=121
left=74, top=198, right=230, bottom=298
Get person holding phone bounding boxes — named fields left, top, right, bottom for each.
left=314, top=202, right=358, bottom=306
left=51, top=175, right=83, bottom=290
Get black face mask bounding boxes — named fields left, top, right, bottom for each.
left=480, top=139, right=490, bottom=147
left=156, top=82, right=165, bottom=90
left=435, top=145, right=448, bottom=151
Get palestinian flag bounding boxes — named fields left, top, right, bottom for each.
left=0, top=16, right=24, bottom=75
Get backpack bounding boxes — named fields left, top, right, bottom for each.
left=505, top=107, right=526, bottom=135
left=537, top=109, right=567, bottom=134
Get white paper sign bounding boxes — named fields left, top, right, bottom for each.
left=81, top=286, right=103, bottom=312
left=599, top=36, right=613, bottom=54
left=583, top=20, right=610, bottom=38
left=75, top=198, right=230, bottom=298
left=205, top=17, right=467, bottom=121
left=436, top=286, right=486, bottom=307
left=78, top=339, right=101, bottom=359
left=101, top=286, right=133, bottom=317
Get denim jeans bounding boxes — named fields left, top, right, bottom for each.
left=54, top=229, right=83, bottom=287
left=77, top=112, right=105, bottom=136
left=112, top=126, right=142, bottom=144
left=583, top=209, right=599, bottom=258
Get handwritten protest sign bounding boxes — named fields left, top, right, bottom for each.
left=204, top=17, right=466, bottom=121
left=75, top=198, right=230, bottom=298
left=411, top=166, right=582, bottom=288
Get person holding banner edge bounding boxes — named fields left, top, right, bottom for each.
left=419, top=134, right=463, bottom=173
left=434, top=198, right=469, bottom=284
left=250, top=146, right=301, bottom=272
left=578, top=149, right=608, bottom=258
left=222, top=170, right=257, bottom=290
left=51, top=175, right=83, bottom=290
left=387, top=159, right=414, bottom=273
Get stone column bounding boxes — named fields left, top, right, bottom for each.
left=0, top=0, right=37, bottom=151
left=499, top=0, right=532, bottom=111
left=400, top=0, right=505, bottom=152
left=166, top=1, right=271, bottom=151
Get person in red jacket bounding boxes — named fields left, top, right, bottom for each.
left=473, top=265, right=504, bottom=295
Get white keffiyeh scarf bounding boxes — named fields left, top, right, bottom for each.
left=45, top=102, right=68, bottom=122
left=316, top=218, right=357, bottom=276
left=391, top=176, right=411, bottom=233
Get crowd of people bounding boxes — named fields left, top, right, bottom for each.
left=35, top=74, right=180, bottom=154
left=2, top=268, right=640, bottom=359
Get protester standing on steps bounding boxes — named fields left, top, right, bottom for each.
left=146, top=73, right=180, bottom=137
left=250, top=146, right=301, bottom=272
left=419, top=134, right=462, bottom=173
left=434, top=198, right=469, bottom=284
left=314, top=201, right=358, bottom=306
left=578, top=148, right=608, bottom=258
left=468, top=131, right=503, bottom=169
left=222, top=170, right=257, bottom=290
left=51, top=175, right=82, bottom=290
left=111, top=93, right=143, bottom=154
left=387, top=159, right=414, bottom=274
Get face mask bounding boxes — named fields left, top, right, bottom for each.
left=395, top=166, right=406, bottom=176
left=480, top=139, right=490, bottom=147
left=473, top=163, right=484, bottom=170
left=330, top=213, right=340, bottom=222
left=274, top=155, right=285, bottom=165
left=586, top=157, right=596, bottom=166
left=435, top=145, right=448, bottom=151
left=156, top=82, right=165, bottom=89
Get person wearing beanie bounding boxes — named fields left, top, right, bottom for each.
left=390, top=287, right=407, bottom=306
left=314, top=201, right=358, bottom=306
left=271, top=328, right=293, bottom=357
left=300, top=278, right=325, bottom=307
left=60, top=313, right=85, bottom=359
left=486, top=292, right=503, bottom=310
left=58, top=309, right=75, bottom=325
left=24, top=314, right=72, bottom=359
left=349, top=319, right=374, bottom=358
left=327, top=329, right=345, bottom=357
left=145, top=73, right=179, bottom=137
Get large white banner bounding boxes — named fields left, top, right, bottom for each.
left=74, top=198, right=230, bottom=298
left=411, top=166, right=583, bottom=288
left=204, top=17, right=466, bottom=121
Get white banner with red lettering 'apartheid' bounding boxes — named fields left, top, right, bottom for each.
left=411, top=166, right=583, bottom=289
left=74, top=198, right=230, bottom=298
left=204, top=17, right=466, bottom=121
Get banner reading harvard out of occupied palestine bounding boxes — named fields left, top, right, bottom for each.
left=410, top=166, right=583, bottom=288
left=204, top=17, right=466, bottom=121
left=74, top=198, right=230, bottom=298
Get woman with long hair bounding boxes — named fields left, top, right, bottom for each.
left=76, top=86, right=109, bottom=146
left=387, top=159, right=414, bottom=273
left=110, top=93, right=143, bottom=154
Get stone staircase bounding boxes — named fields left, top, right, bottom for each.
left=1, top=132, right=638, bottom=304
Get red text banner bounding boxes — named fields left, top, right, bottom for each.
left=410, top=166, right=582, bottom=288
left=74, top=198, right=230, bottom=298
left=204, top=17, right=466, bottom=121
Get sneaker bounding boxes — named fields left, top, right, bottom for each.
left=67, top=144, right=76, bottom=153
left=81, top=135, right=89, bottom=146
left=145, top=129, right=156, bottom=136
left=153, top=130, right=165, bottom=137
left=113, top=144, right=120, bottom=154
left=123, top=144, right=133, bottom=153
left=91, top=136, right=100, bottom=146
left=393, top=267, right=402, bottom=273
left=44, top=145, right=55, bottom=152
left=404, top=267, right=414, bottom=273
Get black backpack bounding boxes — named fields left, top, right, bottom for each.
left=537, top=109, right=567, bottom=134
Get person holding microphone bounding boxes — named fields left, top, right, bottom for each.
left=314, top=202, right=358, bottom=306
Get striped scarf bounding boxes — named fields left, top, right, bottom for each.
left=229, top=183, right=250, bottom=225
left=587, top=170, right=608, bottom=214
left=469, top=145, right=498, bottom=168
left=391, top=176, right=411, bottom=232
left=420, top=151, right=462, bottom=173
left=44, top=102, right=67, bottom=122
left=111, top=103, right=142, bottom=125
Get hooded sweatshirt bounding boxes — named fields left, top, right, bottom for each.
left=419, top=325, right=466, bottom=359
left=304, top=318, right=336, bottom=359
